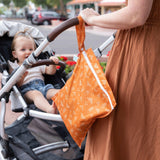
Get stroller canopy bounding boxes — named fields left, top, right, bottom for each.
left=0, top=20, right=51, bottom=52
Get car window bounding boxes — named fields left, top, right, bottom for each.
left=43, top=12, right=60, bottom=18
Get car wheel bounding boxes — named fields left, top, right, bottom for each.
left=31, top=18, right=38, bottom=25
left=43, top=20, right=51, bottom=25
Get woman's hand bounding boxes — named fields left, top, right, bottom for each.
left=80, top=8, right=100, bottom=25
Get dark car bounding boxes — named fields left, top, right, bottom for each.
left=31, top=10, right=67, bottom=25
left=26, top=13, right=33, bottom=21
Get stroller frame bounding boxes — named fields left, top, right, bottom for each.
left=0, top=17, right=115, bottom=160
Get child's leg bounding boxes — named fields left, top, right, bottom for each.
left=24, top=90, right=56, bottom=114
left=46, top=88, right=60, bottom=113
left=46, top=88, right=59, bottom=100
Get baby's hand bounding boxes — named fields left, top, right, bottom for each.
left=50, top=56, right=59, bottom=64
left=45, top=56, right=59, bottom=74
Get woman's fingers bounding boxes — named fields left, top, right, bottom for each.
left=80, top=8, right=99, bottom=25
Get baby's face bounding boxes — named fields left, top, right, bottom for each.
left=12, top=37, right=35, bottom=65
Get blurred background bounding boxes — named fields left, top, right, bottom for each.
left=0, top=0, right=126, bottom=56
left=0, top=0, right=126, bottom=21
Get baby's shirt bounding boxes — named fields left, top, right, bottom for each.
left=8, top=60, right=46, bottom=85
left=22, top=66, right=46, bottom=85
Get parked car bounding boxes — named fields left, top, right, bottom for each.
left=31, top=10, right=68, bottom=25
left=26, top=13, right=33, bottom=21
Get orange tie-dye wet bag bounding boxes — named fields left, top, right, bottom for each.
left=52, top=16, right=116, bottom=147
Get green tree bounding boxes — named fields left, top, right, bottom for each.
left=47, top=0, right=70, bottom=15
left=2, top=0, right=28, bottom=8
left=31, top=0, right=52, bottom=9
left=31, top=0, right=70, bottom=15
left=1, top=0, right=11, bottom=7
left=13, top=0, right=28, bottom=8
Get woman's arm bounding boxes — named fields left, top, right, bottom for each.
left=80, top=0, right=153, bottom=29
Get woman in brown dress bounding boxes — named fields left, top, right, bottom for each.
left=80, top=0, right=160, bottom=159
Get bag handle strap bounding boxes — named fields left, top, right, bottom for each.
left=75, top=16, right=85, bottom=52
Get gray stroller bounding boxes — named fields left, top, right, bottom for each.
left=0, top=18, right=115, bottom=160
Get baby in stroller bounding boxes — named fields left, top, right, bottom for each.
left=10, top=29, right=59, bottom=114
left=0, top=19, right=85, bottom=160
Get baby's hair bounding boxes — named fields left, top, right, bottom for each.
left=10, top=28, right=36, bottom=62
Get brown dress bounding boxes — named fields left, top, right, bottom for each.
left=84, top=0, right=160, bottom=159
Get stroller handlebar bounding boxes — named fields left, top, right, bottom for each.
left=32, top=59, right=66, bottom=73
left=32, top=59, right=65, bottom=68
left=47, top=17, right=79, bottom=42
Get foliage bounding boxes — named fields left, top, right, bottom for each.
left=31, top=0, right=52, bottom=8
left=0, top=6, right=7, bottom=14
left=57, top=56, right=76, bottom=75
left=65, top=61, right=76, bottom=74
left=100, top=62, right=107, bottom=72
left=57, top=56, right=107, bottom=75
left=1, top=0, right=10, bottom=7
left=31, top=0, right=70, bottom=14
left=14, top=0, right=28, bottom=8
left=2, top=0, right=28, bottom=8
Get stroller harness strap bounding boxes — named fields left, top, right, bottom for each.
left=52, top=16, right=116, bottom=147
